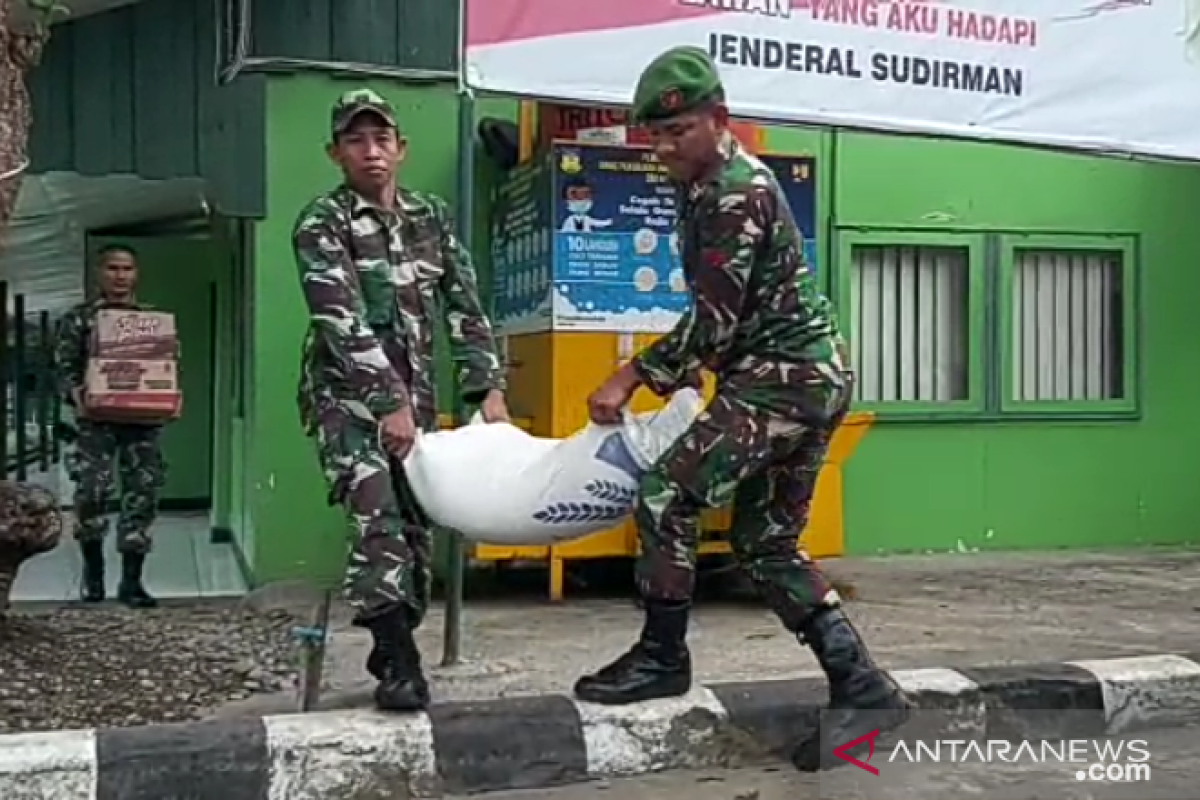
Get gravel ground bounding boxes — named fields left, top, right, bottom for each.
left=0, top=603, right=300, bottom=733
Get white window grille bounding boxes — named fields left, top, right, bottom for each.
left=849, top=243, right=970, bottom=404
left=1010, top=248, right=1125, bottom=402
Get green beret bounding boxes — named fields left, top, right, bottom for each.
left=631, top=46, right=723, bottom=124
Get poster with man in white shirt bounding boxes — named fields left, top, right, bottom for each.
left=559, top=177, right=613, bottom=232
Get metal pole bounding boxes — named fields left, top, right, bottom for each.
left=441, top=87, right=477, bottom=667
left=13, top=294, right=27, bottom=481
left=50, top=393, right=62, bottom=463
left=294, top=588, right=333, bottom=712
left=0, top=282, right=10, bottom=476
left=37, top=310, right=50, bottom=472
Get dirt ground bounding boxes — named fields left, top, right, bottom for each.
left=211, top=546, right=1200, bottom=718
left=0, top=602, right=297, bottom=732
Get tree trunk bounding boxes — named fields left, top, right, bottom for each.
left=0, top=481, right=64, bottom=622
left=0, top=1, right=56, bottom=623
left=0, top=558, right=15, bottom=617
left=0, top=0, right=49, bottom=257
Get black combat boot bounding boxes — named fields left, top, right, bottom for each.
left=791, top=607, right=912, bottom=772
left=574, top=599, right=691, bottom=705
left=365, top=606, right=424, bottom=678
left=116, top=553, right=158, bottom=608
left=366, top=607, right=430, bottom=712
left=79, top=541, right=106, bottom=603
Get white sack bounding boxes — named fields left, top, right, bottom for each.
left=402, top=388, right=704, bottom=546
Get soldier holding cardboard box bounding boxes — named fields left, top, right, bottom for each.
left=52, top=243, right=182, bottom=608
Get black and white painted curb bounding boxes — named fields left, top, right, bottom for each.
left=6, top=653, right=1200, bottom=799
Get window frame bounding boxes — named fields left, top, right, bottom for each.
left=996, top=233, right=1139, bottom=419
left=833, top=229, right=989, bottom=420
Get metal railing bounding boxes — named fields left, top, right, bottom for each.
left=0, top=281, right=63, bottom=482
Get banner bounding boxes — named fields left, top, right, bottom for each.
left=463, top=0, right=1200, bottom=162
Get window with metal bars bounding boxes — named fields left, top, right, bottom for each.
left=849, top=242, right=971, bottom=404
left=999, top=235, right=1135, bottom=414
left=1010, top=248, right=1124, bottom=402
left=838, top=231, right=986, bottom=415
left=835, top=230, right=1136, bottom=419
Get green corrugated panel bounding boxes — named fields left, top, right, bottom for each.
left=396, top=0, right=457, bottom=72
left=26, top=0, right=267, bottom=218
left=332, top=0, right=400, bottom=65
left=131, top=0, right=199, bottom=178
left=249, top=0, right=458, bottom=73
left=69, top=12, right=134, bottom=175
left=25, top=27, right=74, bottom=173
left=251, top=0, right=331, bottom=62
left=197, top=3, right=268, bottom=220
left=204, top=75, right=268, bottom=219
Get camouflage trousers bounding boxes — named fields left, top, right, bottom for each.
left=66, top=420, right=166, bottom=556
left=313, top=403, right=432, bottom=627
left=634, top=374, right=852, bottom=631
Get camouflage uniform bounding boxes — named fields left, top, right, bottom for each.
left=294, top=92, right=505, bottom=629
left=53, top=299, right=168, bottom=557
left=575, top=47, right=910, bottom=771
left=630, top=131, right=849, bottom=620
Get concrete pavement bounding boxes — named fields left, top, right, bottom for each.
left=225, top=547, right=1200, bottom=714
left=8, top=650, right=1200, bottom=798
left=7, top=547, right=1200, bottom=799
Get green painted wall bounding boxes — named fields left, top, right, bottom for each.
left=208, top=216, right=254, bottom=560
left=31, top=0, right=268, bottom=217
left=247, top=73, right=516, bottom=585
left=88, top=234, right=219, bottom=503
left=243, top=77, right=1200, bottom=586
left=826, top=133, right=1200, bottom=554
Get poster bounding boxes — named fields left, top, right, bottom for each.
left=550, top=144, right=689, bottom=332
left=491, top=158, right=553, bottom=335
left=463, top=0, right=1200, bottom=163
left=759, top=154, right=819, bottom=279
left=493, top=144, right=823, bottom=334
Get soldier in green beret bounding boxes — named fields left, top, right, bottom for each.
left=581, top=46, right=911, bottom=771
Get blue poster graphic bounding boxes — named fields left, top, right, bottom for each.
left=759, top=154, right=819, bottom=279
left=550, top=144, right=688, bottom=332
left=491, top=158, right=552, bottom=333
left=491, top=145, right=820, bottom=335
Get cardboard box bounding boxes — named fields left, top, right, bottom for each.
left=92, top=309, right=178, bottom=359
left=83, top=358, right=181, bottom=423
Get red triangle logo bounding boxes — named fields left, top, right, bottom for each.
left=832, top=728, right=881, bottom=775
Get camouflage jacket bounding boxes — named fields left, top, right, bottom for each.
left=632, top=134, right=845, bottom=399
left=293, top=184, right=505, bottom=432
left=52, top=298, right=165, bottom=411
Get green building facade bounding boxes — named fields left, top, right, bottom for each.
left=22, top=0, right=1200, bottom=589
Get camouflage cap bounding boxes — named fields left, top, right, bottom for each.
left=330, top=88, right=398, bottom=136
left=631, top=46, right=723, bottom=124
